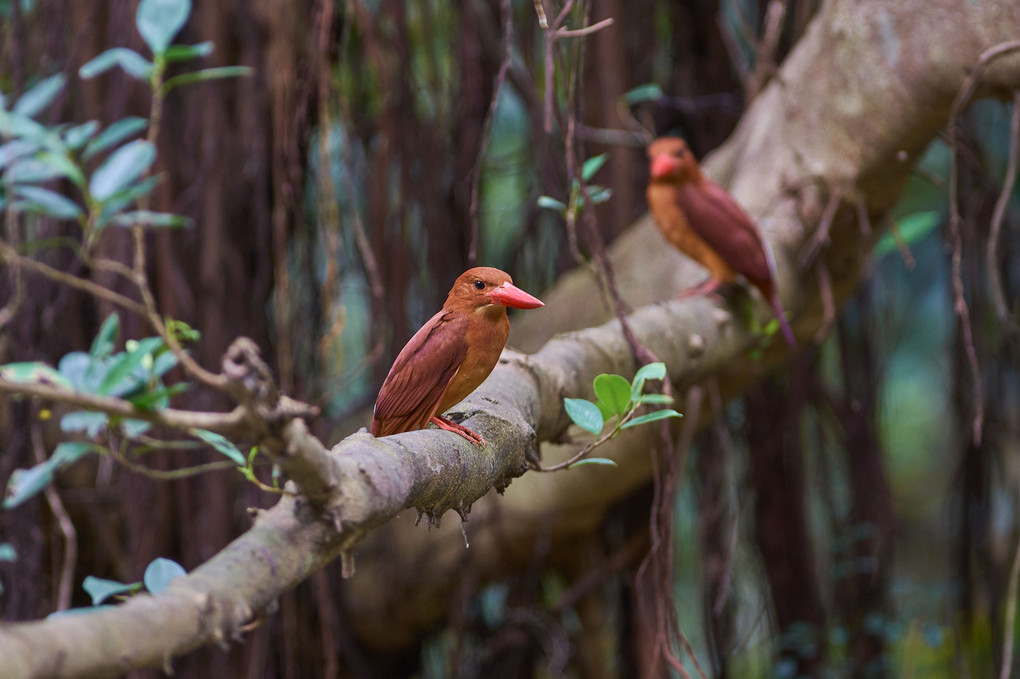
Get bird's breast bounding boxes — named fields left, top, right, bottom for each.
left=648, top=183, right=737, bottom=282
left=437, top=312, right=509, bottom=412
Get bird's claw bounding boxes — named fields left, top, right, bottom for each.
left=431, top=415, right=486, bottom=446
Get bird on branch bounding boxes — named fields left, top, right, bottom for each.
left=371, top=267, right=544, bottom=445
left=646, top=136, right=795, bottom=346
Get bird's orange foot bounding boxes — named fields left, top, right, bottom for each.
left=675, top=277, right=723, bottom=300
left=431, top=415, right=486, bottom=446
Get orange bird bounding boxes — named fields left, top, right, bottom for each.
left=371, top=267, right=544, bottom=445
left=646, top=137, right=795, bottom=346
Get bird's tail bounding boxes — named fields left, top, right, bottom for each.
left=770, top=292, right=796, bottom=347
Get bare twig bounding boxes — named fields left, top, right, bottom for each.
left=798, top=189, right=842, bottom=269
left=942, top=42, right=1020, bottom=446
left=814, top=261, right=835, bottom=345
left=468, top=0, right=513, bottom=264
left=884, top=214, right=917, bottom=270
left=31, top=424, right=77, bottom=613
left=0, top=378, right=248, bottom=436
left=1002, top=534, right=1020, bottom=679
left=988, top=90, right=1020, bottom=328
left=0, top=242, right=147, bottom=317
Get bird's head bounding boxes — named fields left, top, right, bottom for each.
left=445, top=267, right=544, bottom=314
left=647, top=137, right=700, bottom=184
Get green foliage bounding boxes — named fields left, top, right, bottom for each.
left=78, top=556, right=186, bottom=610
left=561, top=362, right=682, bottom=469
left=191, top=429, right=246, bottom=465
left=537, top=152, right=613, bottom=221
left=3, top=442, right=99, bottom=509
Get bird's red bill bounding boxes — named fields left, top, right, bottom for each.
left=487, top=281, right=544, bottom=309
left=650, top=154, right=680, bottom=179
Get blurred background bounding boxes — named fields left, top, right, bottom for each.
left=1, top=0, right=1019, bottom=677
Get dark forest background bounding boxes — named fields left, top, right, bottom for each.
left=2, top=0, right=1020, bottom=677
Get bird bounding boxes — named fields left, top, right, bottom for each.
left=371, top=267, right=544, bottom=445
left=646, top=136, right=795, bottom=346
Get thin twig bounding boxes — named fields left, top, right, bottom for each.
left=31, top=424, right=77, bottom=612
left=987, top=91, right=1020, bottom=328
left=941, top=43, right=1020, bottom=446
left=110, top=451, right=238, bottom=481
left=797, top=189, right=842, bottom=269
left=0, top=377, right=248, bottom=436
left=814, top=261, right=835, bottom=345
left=884, top=214, right=917, bottom=270
left=468, top=0, right=513, bottom=265
left=1001, top=534, right=1020, bottom=679
left=0, top=242, right=147, bottom=316
left=556, top=17, right=613, bottom=38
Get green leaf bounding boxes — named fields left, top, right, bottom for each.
left=593, top=373, right=632, bottom=416
left=128, top=382, right=189, bottom=410
left=3, top=442, right=96, bottom=509
left=94, top=176, right=161, bottom=229
left=0, top=361, right=72, bottom=388
left=0, top=543, right=16, bottom=561
left=537, top=195, right=566, bottom=212
left=192, top=428, right=246, bottom=465
left=12, top=185, right=82, bottom=219
left=581, top=153, right=608, bottom=182
left=62, top=120, right=100, bottom=150
left=568, top=457, right=618, bottom=468
left=0, top=139, right=40, bottom=170
left=586, top=185, right=612, bottom=204
left=638, top=393, right=674, bottom=405
left=47, top=605, right=119, bottom=619
left=5, top=156, right=66, bottom=184
left=137, top=0, right=192, bottom=55
left=60, top=411, right=109, bottom=436
left=563, top=397, right=604, bottom=436
left=83, top=575, right=137, bottom=605
left=13, top=73, right=66, bottom=118
left=163, top=42, right=213, bottom=62
left=161, top=66, right=254, bottom=94
left=121, top=419, right=152, bottom=438
left=621, top=409, right=683, bottom=429
left=0, top=110, right=49, bottom=141
left=630, top=362, right=667, bottom=401
left=874, top=211, right=942, bottom=258
left=143, top=557, right=186, bottom=594
left=112, top=210, right=190, bottom=229
left=82, top=117, right=148, bottom=160
left=79, top=48, right=154, bottom=81
left=624, top=83, right=663, bottom=105
left=90, top=313, right=120, bottom=358
left=57, top=352, right=95, bottom=391
left=89, top=140, right=156, bottom=202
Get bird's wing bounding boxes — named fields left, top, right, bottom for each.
left=675, top=180, right=774, bottom=288
left=372, top=311, right=469, bottom=436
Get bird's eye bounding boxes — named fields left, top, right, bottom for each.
left=474, top=280, right=485, bottom=290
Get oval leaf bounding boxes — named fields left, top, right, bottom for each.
left=143, top=557, right=186, bottom=594
left=581, top=153, right=608, bottom=181
left=593, top=373, right=632, bottom=416
left=192, top=428, right=246, bottom=465
left=563, top=397, right=604, bottom=436
left=163, top=41, right=214, bottom=62
left=536, top=195, right=566, bottom=211
left=161, top=66, right=254, bottom=94
left=62, top=120, right=100, bottom=150
left=624, top=83, right=663, bottom=105
left=112, top=210, right=190, bottom=229
left=89, top=140, right=156, bottom=202
left=631, top=362, right=667, bottom=401
left=82, top=117, right=149, bottom=160
left=13, top=73, right=66, bottom=118
left=568, top=457, right=618, bottom=469
left=79, top=48, right=154, bottom=81
left=90, top=313, right=120, bottom=358
left=638, top=393, right=674, bottom=406
left=0, top=361, right=72, bottom=389
left=13, top=185, right=83, bottom=220
left=137, top=0, right=192, bottom=55
left=83, top=575, right=137, bottom=605
left=620, top=409, right=683, bottom=429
